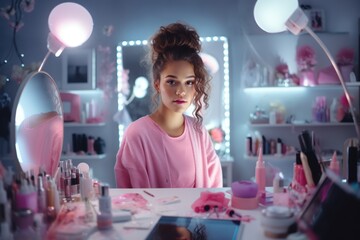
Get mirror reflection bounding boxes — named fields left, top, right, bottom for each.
left=11, top=71, right=64, bottom=177
left=115, top=37, right=230, bottom=156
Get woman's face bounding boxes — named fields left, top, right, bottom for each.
left=155, top=60, right=196, bottom=114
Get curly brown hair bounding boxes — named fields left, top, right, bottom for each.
left=147, top=22, right=210, bottom=130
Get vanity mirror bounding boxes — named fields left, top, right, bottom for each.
left=116, top=36, right=230, bottom=156
left=11, top=71, right=64, bottom=177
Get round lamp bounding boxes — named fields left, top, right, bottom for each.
left=48, top=2, right=93, bottom=48
left=254, top=0, right=298, bottom=33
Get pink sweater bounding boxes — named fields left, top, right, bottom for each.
left=114, top=115, right=223, bottom=188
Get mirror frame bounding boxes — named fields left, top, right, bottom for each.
left=10, top=71, right=64, bottom=176
left=116, top=36, right=230, bottom=156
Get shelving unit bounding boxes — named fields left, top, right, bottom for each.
left=60, top=89, right=108, bottom=161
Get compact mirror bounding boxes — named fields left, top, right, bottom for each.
left=11, top=71, right=64, bottom=177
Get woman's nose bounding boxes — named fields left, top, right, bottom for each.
left=176, top=89, right=186, bottom=97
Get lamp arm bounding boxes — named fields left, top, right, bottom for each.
left=123, top=91, right=136, bottom=105
left=38, top=50, right=51, bottom=72
left=303, top=26, right=360, bottom=141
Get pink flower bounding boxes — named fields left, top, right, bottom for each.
left=340, top=93, right=353, bottom=111
left=209, top=127, right=224, bottom=143
left=296, top=45, right=316, bottom=72
left=336, top=48, right=354, bottom=66
left=275, top=64, right=289, bottom=75
left=21, top=0, right=35, bottom=13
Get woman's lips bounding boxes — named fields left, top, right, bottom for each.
left=173, top=99, right=187, bottom=104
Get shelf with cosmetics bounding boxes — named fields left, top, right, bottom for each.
left=60, top=89, right=108, bottom=162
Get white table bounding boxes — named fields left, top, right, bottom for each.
left=87, top=188, right=273, bottom=240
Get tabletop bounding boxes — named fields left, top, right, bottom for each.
left=86, top=188, right=271, bottom=240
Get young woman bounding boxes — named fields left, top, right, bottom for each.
left=114, top=22, right=223, bottom=188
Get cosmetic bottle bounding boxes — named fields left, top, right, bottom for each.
left=329, top=151, right=340, bottom=175
left=347, top=145, right=358, bottom=183
left=0, top=179, right=13, bottom=240
left=246, top=135, right=252, bottom=156
left=37, top=176, right=46, bottom=214
left=97, top=183, right=112, bottom=230
left=80, top=170, right=94, bottom=201
left=13, top=209, right=36, bottom=240
left=273, top=172, right=289, bottom=207
left=276, top=138, right=282, bottom=156
left=50, top=180, right=60, bottom=214
left=15, top=179, right=37, bottom=214
left=255, top=147, right=266, bottom=195
left=64, top=170, right=72, bottom=202
left=293, top=152, right=307, bottom=187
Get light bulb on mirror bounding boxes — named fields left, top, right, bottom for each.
left=133, top=76, right=149, bottom=99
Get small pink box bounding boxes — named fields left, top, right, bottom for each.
left=231, top=195, right=258, bottom=210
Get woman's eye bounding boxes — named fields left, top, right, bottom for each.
left=186, top=81, right=194, bottom=86
left=166, top=80, right=176, bottom=85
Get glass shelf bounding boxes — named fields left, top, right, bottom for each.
left=243, top=82, right=360, bottom=91
left=60, top=154, right=106, bottom=160
left=243, top=154, right=295, bottom=161
left=64, top=122, right=106, bottom=127
left=249, top=122, right=355, bottom=127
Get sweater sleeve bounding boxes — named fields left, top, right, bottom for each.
left=203, top=126, right=223, bottom=188
left=114, top=126, right=151, bottom=188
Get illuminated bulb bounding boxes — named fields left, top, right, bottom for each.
left=254, top=0, right=298, bottom=33
left=48, top=2, right=93, bottom=48
left=133, top=76, right=149, bottom=98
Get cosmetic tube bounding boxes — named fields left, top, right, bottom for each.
left=329, top=151, right=340, bottom=175
left=97, top=183, right=112, bottom=230
left=255, top=147, right=266, bottom=195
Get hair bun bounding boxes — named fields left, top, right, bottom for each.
left=150, top=22, right=201, bottom=61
